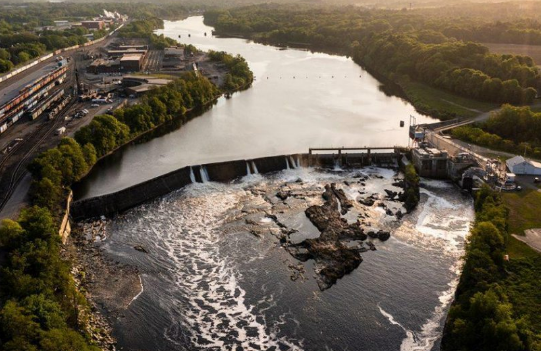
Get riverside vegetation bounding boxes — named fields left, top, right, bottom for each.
left=204, top=4, right=541, bottom=119
left=442, top=187, right=541, bottom=351
left=0, top=43, right=252, bottom=349
left=452, top=105, right=541, bottom=159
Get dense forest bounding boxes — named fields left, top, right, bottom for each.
left=442, top=187, right=541, bottom=351
left=0, top=25, right=102, bottom=73
left=204, top=5, right=541, bottom=117
left=207, top=50, right=253, bottom=92
left=0, top=207, right=99, bottom=351
left=118, top=17, right=178, bottom=49
left=452, top=105, right=541, bottom=159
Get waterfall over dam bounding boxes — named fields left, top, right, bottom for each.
left=71, top=149, right=401, bottom=220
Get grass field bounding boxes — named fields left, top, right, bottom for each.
left=401, top=81, right=499, bottom=119
left=483, top=42, right=541, bottom=66
left=502, top=188, right=541, bottom=235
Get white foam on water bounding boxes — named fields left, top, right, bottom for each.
left=144, top=183, right=302, bottom=350
left=414, top=187, right=473, bottom=252
left=420, top=179, right=454, bottom=189
left=398, top=260, right=463, bottom=351
left=128, top=274, right=144, bottom=307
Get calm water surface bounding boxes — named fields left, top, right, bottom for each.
left=76, top=16, right=436, bottom=199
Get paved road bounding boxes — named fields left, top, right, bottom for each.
left=450, top=138, right=515, bottom=160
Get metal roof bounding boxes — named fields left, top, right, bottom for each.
left=506, top=155, right=541, bottom=169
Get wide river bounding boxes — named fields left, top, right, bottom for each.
left=76, top=16, right=436, bottom=199
left=77, top=17, right=474, bottom=351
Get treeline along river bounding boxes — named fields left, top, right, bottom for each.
left=75, top=16, right=436, bottom=199
left=75, top=17, right=474, bottom=351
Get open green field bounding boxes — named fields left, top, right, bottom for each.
left=502, top=189, right=541, bottom=235
left=401, top=81, right=499, bottom=119
left=483, top=42, right=541, bottom=67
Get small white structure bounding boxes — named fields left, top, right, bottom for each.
left=505, top=172, right=516, bottom=184
left=55, top=127, right=66, bottom=136
left=506, top=156, right=541, bottom=175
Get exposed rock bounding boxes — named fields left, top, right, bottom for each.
left=358, top=197, right=375, bottom=206
left=386, top=209, right=394, bottom=216
left=331, top=183, right=353, bottom=214
left=392, top=180, right=405, bottom=188
left=377, top=231, right=391, bottom=241
left=367, top=231, right=378, bottom=239
left=250, top=229, right=262, bottom=238
left=384, top=189, right=398, bottom=200
left=300, top=184, right=366, bottom=290
left=276, top=190, right=291, bottom=201
left=134, top=245, right=148, bottom=253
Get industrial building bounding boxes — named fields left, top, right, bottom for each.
left=118, top=45, right=148, bottom=51
left=412, top=147, right=449, bottom=178
left=123, top=76, right=172, bottom=97
left=81, top=20, right=105, bottom=30
left=120, top=54, right=144, bottom=72
left=88, top=58, right=121, bottom=74
left=108, top=49, right=148, bottom=58
left=506, top=156, right=541, bottom=175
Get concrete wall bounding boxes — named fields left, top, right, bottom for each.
left=59, top=191, right=73, bottom=244
left=70, top=152, right=400, bottom=220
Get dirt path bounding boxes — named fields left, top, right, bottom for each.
left=441, top=98, right=482, bottom=113
left=513, top=229, right=541, bottom=253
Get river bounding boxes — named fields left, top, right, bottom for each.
left=76, top=17, right=473, bottom=351
left=94, top=168, right=473, bottom=351
left=75, top=16, right=436, bottom=199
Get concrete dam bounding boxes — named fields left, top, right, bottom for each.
left=70, top=147, right=402, bottom=220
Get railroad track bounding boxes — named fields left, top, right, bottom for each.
left=0, top=85, right=79, bottom=212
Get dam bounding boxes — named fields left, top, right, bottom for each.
left=71, top=147, right=403, bottom=220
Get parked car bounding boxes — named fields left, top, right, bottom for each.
left=535, top=177, right=540, bottom=184
left=90, top=104, right=99, bottom=108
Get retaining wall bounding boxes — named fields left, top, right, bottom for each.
left=71, top=151, right=400, bottom=220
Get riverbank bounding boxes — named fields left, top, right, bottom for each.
left=62, top=220, right=141, bottom=350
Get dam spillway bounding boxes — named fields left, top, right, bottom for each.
left=71, top=149, right=402, bottom=220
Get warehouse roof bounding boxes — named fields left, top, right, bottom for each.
left=120, top=54, right=143, bottom=62
left=506, top=156, right=541, bottom=169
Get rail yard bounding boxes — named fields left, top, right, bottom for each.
left=0, top=26, right=123, bottom=217
left=0, top=21, right=232, bottom=218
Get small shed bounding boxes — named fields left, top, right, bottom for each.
left=506, top=156, right=541, bottom=175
